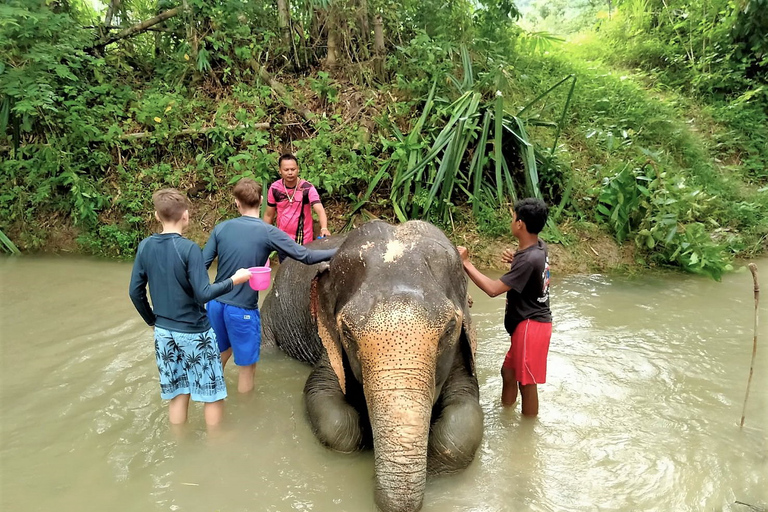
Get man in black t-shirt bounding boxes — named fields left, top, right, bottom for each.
left=458, top=198, right=552, bottom=416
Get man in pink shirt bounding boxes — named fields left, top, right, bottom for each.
left=263, top=154, right=331, bottom=246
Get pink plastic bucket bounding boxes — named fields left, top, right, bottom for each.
left=248, top=266, right=272, bottom=291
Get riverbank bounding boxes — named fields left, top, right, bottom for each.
left=15, top=195, right=637, bottom=276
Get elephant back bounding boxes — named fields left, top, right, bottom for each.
left=261, top=236, right=346, bottom=364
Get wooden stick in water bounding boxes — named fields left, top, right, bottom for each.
left=740, top=263, right=760, bottom=428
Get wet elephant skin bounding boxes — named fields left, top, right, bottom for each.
left=261, top=220, right=483, bottom=512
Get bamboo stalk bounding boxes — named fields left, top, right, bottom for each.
left=325, top=5, right=339, bottom=69
left=740, top=263, right=760, bottom=428
left=277, top=0, right=291, bottom=48
left=373, top=15, right=385, bottom=81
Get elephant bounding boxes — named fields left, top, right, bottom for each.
left=261, top=220, right=484, bottom=512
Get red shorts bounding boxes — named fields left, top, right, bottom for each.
left=503, top=319, right=552, bottom=386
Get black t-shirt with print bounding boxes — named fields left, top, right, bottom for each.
left=499, top=239, right=551, bottom=334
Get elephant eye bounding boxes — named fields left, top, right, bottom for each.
left=341, top=323, right=355, bottom=341
left=442, top=317, right=458, bottom=337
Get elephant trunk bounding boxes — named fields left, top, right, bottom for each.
left=367, top=376, right=434, bottom=512
left=355, top=299, right=448, bottom=512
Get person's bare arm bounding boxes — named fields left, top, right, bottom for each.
left=263, top=205, right=276, bottom=225
left=312, top=203, right=331, bottom=237
left=457, top=246, right=512, bottom=298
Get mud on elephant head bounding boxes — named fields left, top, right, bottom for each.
left=261, top=220, right=484, bottom=512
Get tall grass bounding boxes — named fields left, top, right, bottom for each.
left=509, top=48, right=768, bottom=278
left=353, top=48, right=575, bottom=224
left=0, top=229, right=20, bottom=255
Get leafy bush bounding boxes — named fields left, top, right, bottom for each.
left=598, top=158, right=733, bottom=280
left=293, top=121, right=378, bottom=198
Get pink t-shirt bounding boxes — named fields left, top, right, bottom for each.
left=267, top=179, right=321, bottom=245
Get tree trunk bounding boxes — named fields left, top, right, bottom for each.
left=310, top=7, right=322, bottom=50
left=104, top=0, right=120, bottom=27
left=325, top=5, right=339, bottom=69
left=277, top=0, right=291, bottom=48
left=373, top=15, right=385, bottom=80
left=358, top=0, right=370, bottom=58
left=97, top=0, right=120, bottom=44
left=182, top=0, right=198, bottom=61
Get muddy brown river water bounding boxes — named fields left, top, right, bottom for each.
left=1, top=255, right=766, bottom=511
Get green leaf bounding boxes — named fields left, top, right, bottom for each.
left=494, top=91, right=504, bottom=204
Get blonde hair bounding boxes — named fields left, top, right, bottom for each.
left=152, top=188, right=188, bottom=222
left=233, top=178, right=262, bottom=208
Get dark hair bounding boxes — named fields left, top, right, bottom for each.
left=233, top=178, right=262, bottom=208
left=513, top=198, right=548, bottom=234
left=278, top=153, right=298, bottom=168
left=152, top=188, right=188, bottom=222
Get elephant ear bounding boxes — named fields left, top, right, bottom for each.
left=310, top=264, right=346, bottom=395
left=460, top=298, right=478, bottom=377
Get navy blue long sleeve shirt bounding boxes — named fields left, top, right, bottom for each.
left=203, top=216, right=337, bottom=310
left=129, top=233, right=234, bottom=333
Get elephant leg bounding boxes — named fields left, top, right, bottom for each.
left=304, top=356, right=365, bottom=453
left=427, top=356, right=484, bottom=474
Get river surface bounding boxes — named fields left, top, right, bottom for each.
left=1, top=255, right=766, bottom=512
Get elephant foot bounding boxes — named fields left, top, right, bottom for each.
left=308, top=398, right=363, bottom=453
left=427, top=400, right=484, bottom=474
left=304, top=364, right=364, bottom=453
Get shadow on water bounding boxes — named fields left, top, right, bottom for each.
left=1, top=255, right=766, bottom=511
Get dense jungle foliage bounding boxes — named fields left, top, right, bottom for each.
left=1, top=0, right=766, bottom=279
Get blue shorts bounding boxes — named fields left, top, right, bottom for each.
left=153, top=327, right=227, bottom=403
left=207, top=300, right=261, bottom=366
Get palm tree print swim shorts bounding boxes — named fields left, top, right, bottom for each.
left=154, top=327, right=228, bottom=402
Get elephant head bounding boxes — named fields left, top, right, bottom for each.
left=262, top=220, right=483, bottom=512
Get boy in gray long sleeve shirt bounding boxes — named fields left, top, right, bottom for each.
left=203, top=178, right=337, bottom=393
left=129, top=189, right=251, bottom=427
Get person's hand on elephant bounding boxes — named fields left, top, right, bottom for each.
left=501, top=248, right=516, bottom=265
left=457, top=246, right=469, bottom=262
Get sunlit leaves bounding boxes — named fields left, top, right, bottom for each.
left=597, top=158, right=733, bottom=280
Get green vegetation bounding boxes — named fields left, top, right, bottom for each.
left=1, top=0, right=766, bottom=278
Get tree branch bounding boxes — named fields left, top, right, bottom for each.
left=248, top=60, right=315, bottom=123
left=104, top=0, right=121, bottom=28
left=118, top=123, right=270, bottom=141
left=93, top=7, right=180, bottom=49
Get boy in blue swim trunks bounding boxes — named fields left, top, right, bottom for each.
left=203, top=178, right=338, bottom=393
left=129, top=188, right=252, bottom=426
